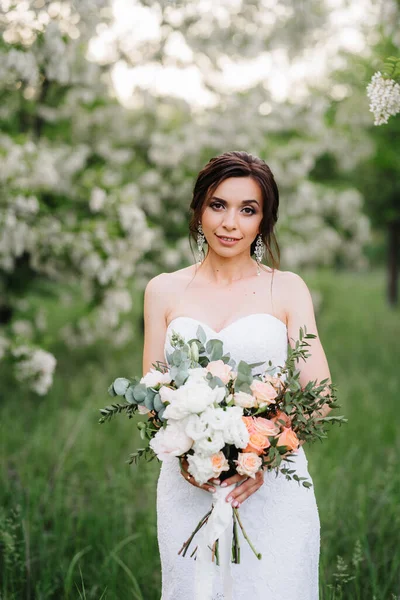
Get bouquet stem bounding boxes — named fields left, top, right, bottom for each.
left=233, top=508, right=262, bottom=560
left=232, top=509, right=240, bottom=563
left=211, top=538, right=220, bottom=565
left=178, top=508, right=213, bottom=557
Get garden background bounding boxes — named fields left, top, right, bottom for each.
left=0, top=0, right=399, bottom=598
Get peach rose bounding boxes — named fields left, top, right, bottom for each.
left=243, top=432, right=271, bottom=455
left=250, top=380, right=277, bottom=407
left=210, top=451, right=230, bottom=477
left=205, top=360, right=233, bottom=384
left=242, top=416, right=257, bottom=434
left=233, top=391, right=257, bottom=409
left=253, top=417, right=280, bottom=437
left=264, top=373, right=285, bottom=391
left=235, top=452, right=262, bottom=478
left=277, top=427, right=300, bottom=451
left=271, top=410, right=292, bottom=429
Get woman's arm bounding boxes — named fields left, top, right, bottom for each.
left=142, top=273, right=170, bottom=377
left=284, top=272, right=333, bottom=443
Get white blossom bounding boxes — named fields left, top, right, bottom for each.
left=366, top=71, right=400, bottom=125
left=12, top=345, right=57, bottom=396
left=149, top=418, right=193, bottom=460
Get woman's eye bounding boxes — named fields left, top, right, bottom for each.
left=210, top=202, right=255, bottom=215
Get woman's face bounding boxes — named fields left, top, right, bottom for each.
left=200, top=176, right=263, bottom=257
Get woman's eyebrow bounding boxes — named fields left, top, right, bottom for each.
left=210, top=196, right=260, bottom=206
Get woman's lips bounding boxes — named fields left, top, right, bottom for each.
left=216, top=234, right=242, bottom=245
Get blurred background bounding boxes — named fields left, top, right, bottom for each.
left=0, top=0, right=399, bottom=598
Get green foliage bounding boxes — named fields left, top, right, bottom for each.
left=1, top=269, right=399, bottom=599
left=381, top=56, right=400, bottom=80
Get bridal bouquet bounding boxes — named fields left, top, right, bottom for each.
left=99, top=324, right=346, bottom=574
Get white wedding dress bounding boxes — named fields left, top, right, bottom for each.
left=157, top=313, right=320, bottom=600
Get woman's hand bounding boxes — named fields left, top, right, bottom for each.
left=179, top=456, right=220, bottom=493
left=220, top=470, right=264, bottom=508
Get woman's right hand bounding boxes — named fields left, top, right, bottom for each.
left=179, top=456, right=220, bottom=493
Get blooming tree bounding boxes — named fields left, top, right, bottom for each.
left=0, top=0, right=372, bottom=394
left=0, top=1, right=157, bottom=393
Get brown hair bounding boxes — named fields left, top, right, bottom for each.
left=188, top=150, right=280, bottom=270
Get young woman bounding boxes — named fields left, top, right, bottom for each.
left=142, top=151, right=332, bottom=599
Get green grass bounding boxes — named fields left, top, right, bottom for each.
left=0, top=268, right=399, bottom=599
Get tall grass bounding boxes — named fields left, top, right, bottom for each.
left=0, top=268, right=399, bottom=599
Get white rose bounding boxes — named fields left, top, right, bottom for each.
left=162, top=382, right=226, bottom=420
left=185, top=413, right=209, bottom=441
left=223, top=406, right=250, bottom=449
left=149, top=418, right=193, bottom=459
left=187, top=453, right=215, bottom=486
left=201, top=406, right=228, bottom=431
left=140, top=368, right=172, bottom=387
left=159, top=385, right=190, bottom=420
left=185, top=367, right=208, bottom=384
left=193, top=430, right=225, bottom=457
left=233, top=390, right=257, bottom=408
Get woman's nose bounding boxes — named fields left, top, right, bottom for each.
left=222, top=210, right=238, bottom=228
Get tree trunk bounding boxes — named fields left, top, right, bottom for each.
left=387, top=221, right=399, bottom=306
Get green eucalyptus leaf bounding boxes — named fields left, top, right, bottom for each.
left=175, top=369, right=189, bottom=387
left=171, top=349, right=183, bottom=366
left=153, top=393, right=164, bottom=412
left=144, top=394, right=154, bottom=410
left=205, top=339, right=224, bottom=361
left=108, top=384, right=117, bottom=397
left=113, top=377, right=130, bottom=396
left=208, top=375, right=226, bottom=389
left=133, top=383, right=147, bottom=403
left=237, top=360, right=251, bottom=377
left=196, top=325, right=207, bottom=344
left=124, top=386, right=137, bottom=404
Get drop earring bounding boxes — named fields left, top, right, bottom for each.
left=197, top=223, right=206, bottom=263
left=254, top=233, right=264, bottom=276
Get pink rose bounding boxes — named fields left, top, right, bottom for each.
left=250, top=380, right=277, bottom=407
left=210, top=451, right=230, bottom=477
left=206, top=360, right=233, bottom=384
left=242, top=416, right=257, bottom=434
left=235, top=452, right=262, bottom=478
left=271, top=410, right=292, bottom=429
left=264, top=373, right=285, bottom=392
left=277, top=427, right=299, bottom=451
left=233, top=391, right=257, bottom=408
left=252, top=417, right=280, bottom=437
left=243, top=432, right=271, bottom=455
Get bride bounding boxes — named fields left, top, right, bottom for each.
left=142, top=151, right=332, bottom=599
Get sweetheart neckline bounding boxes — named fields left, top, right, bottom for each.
left=166, top=312, right=287, bottom=336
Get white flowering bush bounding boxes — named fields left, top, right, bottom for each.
left=0, top=0, right=372, bottom=395
left=0, top=1, right=158, bottom=394
left=367, top=58, right=400, bottom=125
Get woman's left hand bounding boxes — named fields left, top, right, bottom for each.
left=220, top=470, right=264, bottom=508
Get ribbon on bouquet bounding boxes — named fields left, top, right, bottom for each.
left=194, top=482, right=238, bottom=600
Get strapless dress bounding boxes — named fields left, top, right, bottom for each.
left=156, top=313, right=320, bottom=600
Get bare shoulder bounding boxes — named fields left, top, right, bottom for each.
left=267, top=269, right=313, bottom=323
left=278, top=270, right=310, bottom=293
left=278, top=270, right=319, bottom=335
left=145, top=265, right=195, bottom=323
left=165, top=264, right=198, bottom=305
